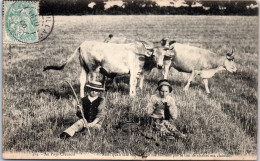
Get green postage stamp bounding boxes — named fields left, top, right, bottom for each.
left=4, top=1, right=54, bottom=44
left=4, top=1, right=39, bottom=43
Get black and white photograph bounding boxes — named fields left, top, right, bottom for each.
left=2, top=0, right=258, bottom=160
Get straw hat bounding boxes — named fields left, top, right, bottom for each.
left=157, top=79, right=172, bottom=92
left=85, top=81, right=105, bottom=91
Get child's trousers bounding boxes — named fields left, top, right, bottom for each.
left=64, top=119, right=101, bottom=136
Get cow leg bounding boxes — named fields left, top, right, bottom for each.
left=112, top=78, right=117, bottom=87
left=89, top=66, right=100, bottom=82
left=202, top=78, right=210, bottom=94
left=184, top=69, right=197, bottom=91
left=92, top=72, right=97, bottom=81
left=92, top=66, right=101, bottom=82
left=163, top=66, right=169, bottom=79
left=102, top=75, right=107, bottom=89
left=139, top=73, right=144, bottom=90
left=163, top=59, right=171, bottom=79
left=129, top=75, right=137, bottom=96
left=80, top=68, right=87, bottom=98
left=87, top=74, right=91, bottom=82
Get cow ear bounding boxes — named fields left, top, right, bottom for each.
left=165, top=49, right=175, bottom=57
left=109, top=34, right=113, bottom=38
left=169, top=40, right=176, bottom=46
left=161, top=39, right=166, bottom=46
left=160, top=38, right=168, bottom=46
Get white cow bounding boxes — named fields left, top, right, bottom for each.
left=44, top=41, right=168, bottom=98
left=162, top=42, right=237, bottom=93
left=103, top=34, right=171, bottom=87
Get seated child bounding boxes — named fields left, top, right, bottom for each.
left=146, top=79, right=186, bottom=139
left=60, top=81, right=106, bottom=139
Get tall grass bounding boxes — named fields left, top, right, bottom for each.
left=2, top=16, right=258, bottom=157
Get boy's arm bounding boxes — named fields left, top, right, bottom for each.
left=76, top=98, right=85, bottom=118
left=168, top=97, right=178, bottom=120
left=76, top=105, right=83, bottom=118
left=88, top=98, right=106, bottom=126
left=147, top=95, right=156, bottom=115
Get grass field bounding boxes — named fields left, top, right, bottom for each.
left=2, top=15, right=258, bottom=158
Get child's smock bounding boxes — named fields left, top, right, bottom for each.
left=147, top=94, right=178, bottom=120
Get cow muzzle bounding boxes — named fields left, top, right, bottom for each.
left=157, top=65, right=163, bottom=69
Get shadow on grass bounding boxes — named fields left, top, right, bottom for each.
left=49, top=116, right=76, bottom=127
left=147, top=77, right=204, bottom=90
left=105, top=84, right=129, bottom=95
left=37, top=84, right=79, bottom=99
left=104, top=76, right=131, bottom=94
left=38, top=78, right=132, bottom=99
left=232, top=71, right=257, bottom=88
left=221, top=102, right=257, bottom=138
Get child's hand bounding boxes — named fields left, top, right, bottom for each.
left=87, top=122, right=95, bottom=127
left=76, top=105, right=83, bottom=118
left=76, top=105, right=81, bottom=112
left=155, top=102, right=164, bottom=107
left=163, top=102, right=170, bottom=107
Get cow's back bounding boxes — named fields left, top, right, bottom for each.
left=171, top=43, right=219, bottom=72
left=79, top=41, right=146, bottom=74
left=106, top=36, right=134, bottom=44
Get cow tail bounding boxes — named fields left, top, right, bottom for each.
left=43, top=47, right=80, bottom=71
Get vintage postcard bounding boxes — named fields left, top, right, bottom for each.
left=2, top=0, right=258, bottom=160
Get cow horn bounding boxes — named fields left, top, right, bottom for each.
left=138, top=40, right=153, bottom=50
left=144, top=48, right=154, bottom=57
left=144, top=44, right=154, bottom=50
left=227, top=53, right=232, bottom=56
left=226, top=53, right=234, bottom=60
left=226, top=49, right=234, bottom=58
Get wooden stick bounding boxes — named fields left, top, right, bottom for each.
left=65, top=80, right=91, bottom=136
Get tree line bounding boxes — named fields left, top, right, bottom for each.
left=40, top=0, right=258, bottom=16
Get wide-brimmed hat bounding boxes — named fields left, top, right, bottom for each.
left=157, top=79, right=172, bottom=92
left=86, top=81, right=105, bottom=91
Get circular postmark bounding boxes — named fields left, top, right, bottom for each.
left=38, top=15, right=54, bottom=43
left=5, top=1, right=54, bottom=44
